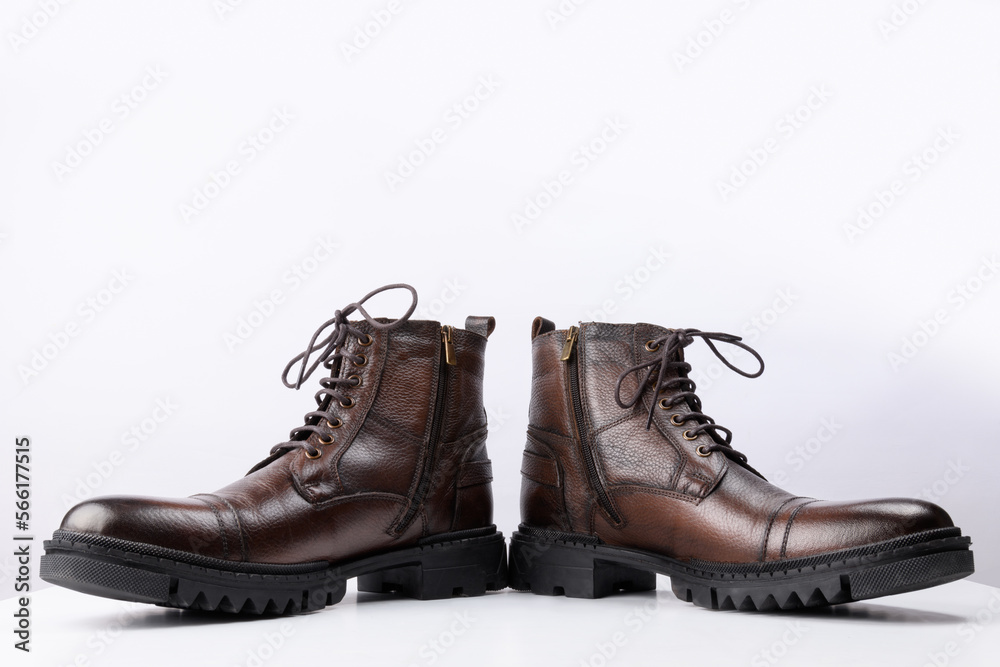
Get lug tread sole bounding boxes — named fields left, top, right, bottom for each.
left=508, top=529, right=973, bottom=611
left=41, top=530, right=507, bottom=615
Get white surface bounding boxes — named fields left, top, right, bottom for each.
left=5, top=578, right=1000, bottom=667
left=1, top=1, right=999, bottom=662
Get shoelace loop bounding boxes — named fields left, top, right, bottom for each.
left=269, top=283, right=417, bottom=458
left=613, top=328, right=764, bottom=464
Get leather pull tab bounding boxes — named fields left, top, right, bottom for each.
left=465, top=316, right=496, bottom=338
left=531, top=316, right=556, bottom=340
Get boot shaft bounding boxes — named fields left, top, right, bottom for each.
left=292, top=315, right=495, bottom=534
left=522, top=318, right=726, bottom=533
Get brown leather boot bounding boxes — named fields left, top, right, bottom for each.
left=41, top=284, right=506, bottom=613
left=510, top=319, right=974, bottom=610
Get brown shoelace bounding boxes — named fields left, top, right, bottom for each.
left=268, top=283, right=418, bottom=459
left=614, top=328, right=764, bottom=464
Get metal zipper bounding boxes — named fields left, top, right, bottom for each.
left=562, top=325, right=621, bottom=524
left=395, top=325, right=453, bottom=534
left=441, top=324, right=457, bottom=366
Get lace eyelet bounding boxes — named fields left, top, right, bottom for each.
left=645, top=340, right=660, bottom=352
left=358, top=334, right=373, bottom=347
left=326, top=418, right=342, bottom=429
left=682, top=430, right=698, bottom=441
left=305, top=449, right=322, bottom=459
left=657, top=398, right=670, bottom=410
left=695, top=444, right=712, bottom=457
left=348, top=374, right=362, bottom=387
left=318, top=434, right=334, bottom=445
left=670, top=414, right=685, bottom=426
left=353, top=354, right=367, bottom=367
left=340, top=397, right=356, bottom=408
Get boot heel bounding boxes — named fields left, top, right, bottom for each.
left=508, top=531, right=656, bottom=598
left=357, top=533, right=507, bottom=600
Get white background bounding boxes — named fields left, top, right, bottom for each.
left=2, top=1, right=999, bottom=665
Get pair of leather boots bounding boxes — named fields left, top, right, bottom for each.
left=41, top=284, right=974, bottom=613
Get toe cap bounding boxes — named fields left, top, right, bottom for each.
left=59, top=495, right=234, bottom=561
left=780, top=497, right=954, bottom=560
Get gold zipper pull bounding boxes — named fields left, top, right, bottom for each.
left=560, top=326, right=579, bottom=361
left=442, top=325, right=457, bottom=366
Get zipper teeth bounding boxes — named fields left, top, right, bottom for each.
left=396, top=349, right=448, bottom=533
left=567, top=342, right=621, bottom=524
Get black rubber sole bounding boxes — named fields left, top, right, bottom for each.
left=508, top=525, right=974, bottom=611
left=41, top=528, right=507, bottom=614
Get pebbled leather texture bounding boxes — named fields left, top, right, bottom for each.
left=520, top=319, right=955, bottom=563
left=59, top=318, right=496, bottom=565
